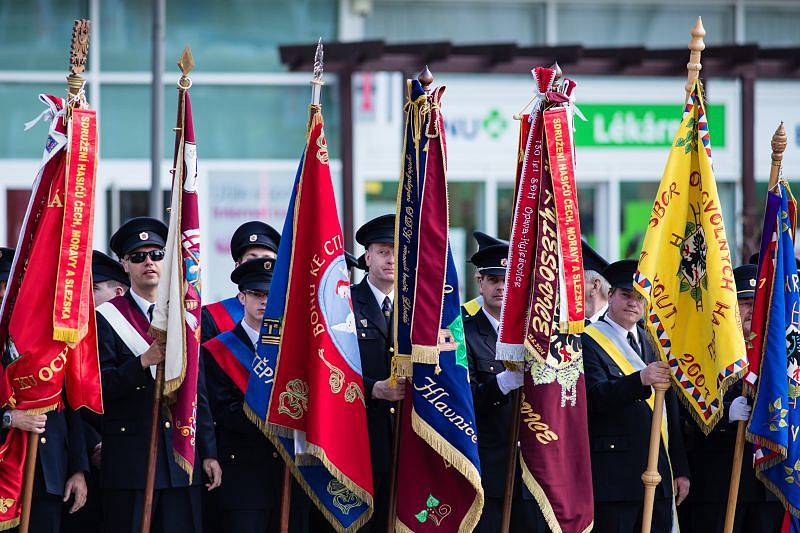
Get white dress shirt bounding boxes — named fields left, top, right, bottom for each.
left=129, top=288, right=156, bottom=322
left=482, top=307, right=500, bottom=333
left=366, top=276, right=394, bottom=308
left=604, top=314, right=639, bottom=345
left=241, top=320, right=260, bottom=349
left=589, top=303, right=608, bottom=324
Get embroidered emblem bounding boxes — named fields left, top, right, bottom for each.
left=327, top=479, right=363, bottom=514
left=675, top=202, right=708, bottom=308
left=318, top=348, right=344, bottom=393
left=139, top=231, right=149, bottom=241
left=277, top=379, right=309, bottom=419
left=0, top=497, right=15, bottom=513
left=344, top=381, right=366, bottom=406
left=414, top=494, right=451, bottom=526
left=316, top=131, right=329, bottom=165
left=530, top=332, right=584, bottom=407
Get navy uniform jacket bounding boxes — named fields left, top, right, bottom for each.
left=463, top=310, right=525, bottom=499
left=683, top=380, right=775, bottom=504
left=18, top=407, right=89, bottom=497
left=352, top=277, right=393, bottom=476
left=582, top=321, right=690, bottom=502
left=202, top=323, right=284, bottom=511
left=96, top=290, right=217, bottom=490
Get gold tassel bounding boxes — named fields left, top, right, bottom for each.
left=52, top=327, right=78, bottom=344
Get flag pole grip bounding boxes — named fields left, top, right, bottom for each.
left=500, top=387, right=523, bottom=533
left=18, top=431, right=40, bottom=533
left=140, top=361, right=165, bottom=533
left=386, top=399, right=403, bottom=533
left=640, top=381, right=668, bottom=533
left=279, top=464, right=292, bottom=533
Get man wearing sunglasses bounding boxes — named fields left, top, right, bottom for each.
left=202, top=258, right=300, bottom=532
left=201, top=221, right=280, bottom=346
left=95, top=217, right=219, bottom=532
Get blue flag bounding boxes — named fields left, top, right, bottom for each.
left=748, top=181, right=800, bottom=521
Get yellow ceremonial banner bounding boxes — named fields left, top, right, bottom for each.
left=633, top=79, right=747, bottom=434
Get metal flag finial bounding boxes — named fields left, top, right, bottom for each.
left=178, top=46, right=195, bottom=89
left=769, top=122, right=787, bottom=188
left=311, top=38, right=324, bottom=105
left=67, top=19, right=91, bottom=97
left=418, top=65, right=434, bottom=93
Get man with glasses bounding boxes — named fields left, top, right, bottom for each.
left=96, top=217, right=220, bottom=532
left=202, top=258, right=298, bottom=532
left=201, top=221, right=280, bottom=345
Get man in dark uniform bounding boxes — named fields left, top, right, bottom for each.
left=351, top=214, right=403, bottom=533
left=62, top=251, right=131, bottom=532
left=463, top=237, right=546, bottom=532
left=92, top=250, right=130, bottom=306
left=201, top=221, right=280, bottom=345
left=581, top=240, right=610, bottom=323
left=583, top=259, right=690, bottom=532
left=0, top=244, right=89, bottom=532
left=203, top=258, right=303, bottom=532
left=96, top=217, right=220, bottom=532
left=462, top=231, right=508, bottom=317
left=682, top=264, right=783, bottom=532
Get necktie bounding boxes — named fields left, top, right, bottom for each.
left=382, top=296, right=392, bottom=328
left=147, top=304, right=155, bottom=323
left=627, top=332, right=642, bottom=358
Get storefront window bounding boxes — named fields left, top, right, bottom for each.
left=365, top=0, right=545, bottom=45
left=101, top=0, right=337, bottom=72
left=100, top=83, right=339, bottom=159
left=0, top=1, right=89, bottom=70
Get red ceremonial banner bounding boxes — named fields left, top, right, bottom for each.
left=0, top=95, right=101, bottom=529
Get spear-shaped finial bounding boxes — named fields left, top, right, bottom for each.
left=177, top=46, right=195, bottom=89
left=685, top=16, right=706, bottom=97
left=311, top=38, right=324, bottom=105
left=418, top=65, right=434, bottom=93
left=67, top=19, right=90, bottom=97
left=551, top=61, right=562, bottom=87
left=769, top=122, right=787, bottom=188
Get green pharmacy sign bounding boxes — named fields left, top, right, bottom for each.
left=574, top=103, right=726, bottom=148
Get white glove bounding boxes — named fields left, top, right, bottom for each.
left=497, top=370, right=524, bottom=395
left=729, top=396, right=752, bottom=422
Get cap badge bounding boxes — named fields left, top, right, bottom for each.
left=750, top=279, right=756, bottom=287
left=501, top=258, right=508, bottom=267
left=249, top=234, right=258, bottom=243
left=139, top=232, right=149, bottom=241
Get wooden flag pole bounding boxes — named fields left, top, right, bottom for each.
left=21, top=19, right=91, bottom=533
left=279, top=466, right=292, bottom=533
left=722, top=122, right=787, bottom=533
left=641, top=19, right=705, bottom=533
left=140, top=47, right=194, bottom=533
left=18, top=432, right=39, bottom=533
left=499, top=388, right=522, bottom=533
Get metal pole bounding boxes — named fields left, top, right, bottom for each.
left=150, top=0, right=165, bottom=219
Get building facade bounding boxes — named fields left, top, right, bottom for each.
left=1, top=0, right=798, bottom=300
